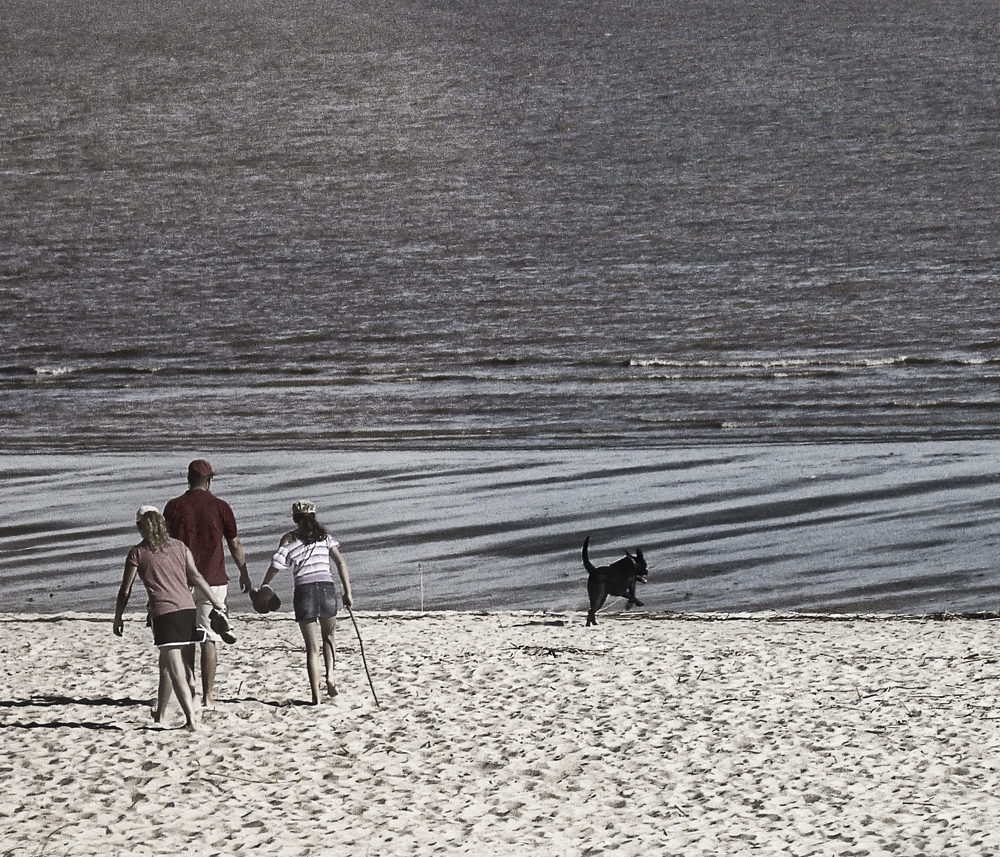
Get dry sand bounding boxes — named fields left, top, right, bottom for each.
left=2, top=610, right=1000, bottom=856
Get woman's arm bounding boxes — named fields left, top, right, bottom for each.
left=330, top=545, right=353, bottom=608
left=113, top=561, right=138, bottom=636
left=185, top=549, right=226, bottom=613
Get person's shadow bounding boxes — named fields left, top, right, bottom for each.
left=0, top=694, right=318, bottom=729
left=0, top=695, right=148, bottom=730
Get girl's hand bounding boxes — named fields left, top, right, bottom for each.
left=342, top=591, right=353, bottom=609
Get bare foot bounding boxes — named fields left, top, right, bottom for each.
left=151, top=706, right=162, bottom=723
left=202, top=698, right=217, bottom=711
left=326, top=681, right=338, bottom=698
left=184, top=719, right=199, bottom=733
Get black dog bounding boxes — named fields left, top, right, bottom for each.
left=583, top=536, right=647, bottom=626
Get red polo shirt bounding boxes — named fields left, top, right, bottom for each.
left=163, top=489, right=239, bottom=586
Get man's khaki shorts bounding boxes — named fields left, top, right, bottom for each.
left=193, top=584, right=228, bottom=643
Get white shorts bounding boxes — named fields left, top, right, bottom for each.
left=194, top=584, right=228, bottom=643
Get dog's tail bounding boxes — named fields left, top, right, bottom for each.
left=582, top=536, right=597, bottom=574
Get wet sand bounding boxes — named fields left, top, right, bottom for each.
left=3, top=610, right=1000, bottom=855
left=5, top=443, right=1000, bottom=617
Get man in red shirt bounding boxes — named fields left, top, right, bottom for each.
left=164, top=459, right=252, bottom=709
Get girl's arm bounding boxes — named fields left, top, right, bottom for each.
left=260, top=563, right=281, bottom=589
left=258, top=536, right=293, bottom=589
left=113, top=561, right=138, bottom=636
left=330, top=544, right=353, bottom=608
left=185, top=549, right=226, bottom=613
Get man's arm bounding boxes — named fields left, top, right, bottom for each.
left=227, top=536, right=252, bottom=592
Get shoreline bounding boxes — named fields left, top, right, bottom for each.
left=4, top=608, right=1000, bottom=623
left=4, top=611, right=1000, bottom=855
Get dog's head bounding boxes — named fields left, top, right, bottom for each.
left=628, top=549, right=648, bottom=583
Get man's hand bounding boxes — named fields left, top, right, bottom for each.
left=113, top=617, right=124, bottom=637
left=239, top=572, right=252, bottom=593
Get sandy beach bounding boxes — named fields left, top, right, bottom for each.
left=3, top=610, right=1000, bottom=856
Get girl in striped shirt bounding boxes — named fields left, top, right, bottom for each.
left=260, top=501, right=354, bottom=704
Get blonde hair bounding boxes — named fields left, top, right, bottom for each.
left=138, top=510, right=171, bottom=552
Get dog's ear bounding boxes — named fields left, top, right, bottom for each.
left=636, top=549, right=644, bottom=561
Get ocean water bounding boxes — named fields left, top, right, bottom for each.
left=4, top=0, right=1000, bottom=614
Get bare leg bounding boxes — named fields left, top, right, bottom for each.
left=201, top=641, right=218, bottom=709
left=321, top=616, right=338, bottom=697
left=154, top=661, right=173, bottom=723
left=161, top=647, right=199, bottom=732
left=298, top=619, right=323, bottom=705
left=182, top=645, right=197, bottom=700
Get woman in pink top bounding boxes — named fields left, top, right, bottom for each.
left=113, top=506, right=226, bottom=732
left=259, top=501, right=353, bottom=705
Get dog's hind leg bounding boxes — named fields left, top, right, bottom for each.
left=586, top=587, right=600, bottom=626
left=586, top=581, right=607, bottom=627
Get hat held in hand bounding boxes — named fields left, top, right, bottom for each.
left=250, top=585, right=281, bottom=615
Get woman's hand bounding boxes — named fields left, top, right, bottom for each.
left=342, top=590, right=353, bottom=610
left=113, top=616, right=124, bottom=637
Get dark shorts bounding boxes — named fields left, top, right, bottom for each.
left=152, top=609, right=207, bottom=648
left=293, top=581, right=339, bottom=622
